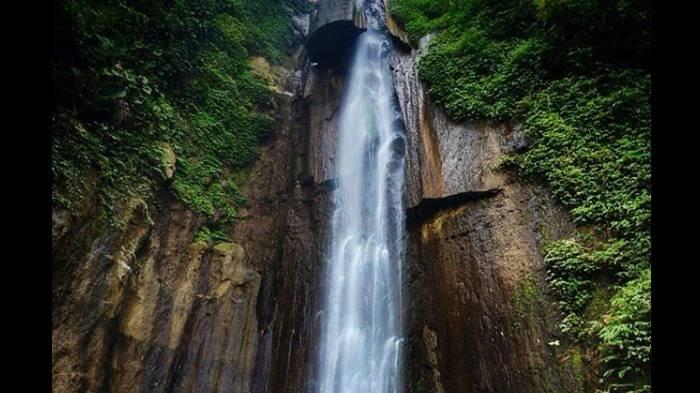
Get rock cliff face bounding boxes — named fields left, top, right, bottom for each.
left=51, top=3, right=328, bottom=392
left=391, top=32, right=583, bottom=393
left=52, top=1, right=584, bottom=392
left=52, top=193, right=262, bottom=393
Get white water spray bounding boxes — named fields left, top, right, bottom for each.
left=316, top=13, right=407, bottom=393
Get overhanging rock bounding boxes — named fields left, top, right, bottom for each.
left=306, top=0, right=367, bottom=70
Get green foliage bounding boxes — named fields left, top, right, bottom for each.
left=52, top=0, right=290, bottom=225
left=597, top=269, right=651, bottom=393
left=389, top=0, right=452, bottom=43
left=194, top=225, right=230, bottom=244
left=417, top=31, right=546, bottom=121
left=390, top=0, right=650, bottom=389
left=544, top=239, right=593, bottom=335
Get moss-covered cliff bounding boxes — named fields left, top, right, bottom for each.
left=389, top=0, right=651, bottom=391
left=52, top=0, right=306, bottom=227
left=52, top=2, right=320, bottom=392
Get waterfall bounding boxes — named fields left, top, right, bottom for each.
left=316, top=5, right=407, bottom=393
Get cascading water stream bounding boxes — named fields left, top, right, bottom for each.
left=316, top=3, right=407, bottom=393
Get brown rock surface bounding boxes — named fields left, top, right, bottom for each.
left=52, top=191, right=267, bottom=393
left=405, top=181, right=582, bottom=393
left=393, top=30, right=583, bottom=393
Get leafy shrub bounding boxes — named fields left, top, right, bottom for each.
left=544, top=239, right=593, bottom=335
left=598, top=269, right=651, bottom=393
left=194, top=225, right=231, bottom=244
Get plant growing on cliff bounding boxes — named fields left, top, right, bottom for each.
left=194, top=225, right=230, bottom=244
left=390, top=0, right=651, bottom=390
left=596, top=268, right=651, bottom=393
left=52, top=0, right=290, bottom=225
left=544, top=239, right=593, bottom=335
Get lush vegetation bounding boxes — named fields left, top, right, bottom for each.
left=390, top=0, right=651, bottom=391
left=52, top=0, right=292, bottom=227
left=194, top=225, right=231, bottom=245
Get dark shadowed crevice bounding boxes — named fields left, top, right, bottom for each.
left=306, top=21, right=365, bottom=70
left=406, top=189, right=502, bottom=226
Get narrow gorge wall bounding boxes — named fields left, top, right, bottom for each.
left=52, top=2, right=360, bottom=392
left=52, top=1, right=586, bottom=392
left=52, top=2, right=327, bottom=392
left=392, top=35, right=584, bottom=392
